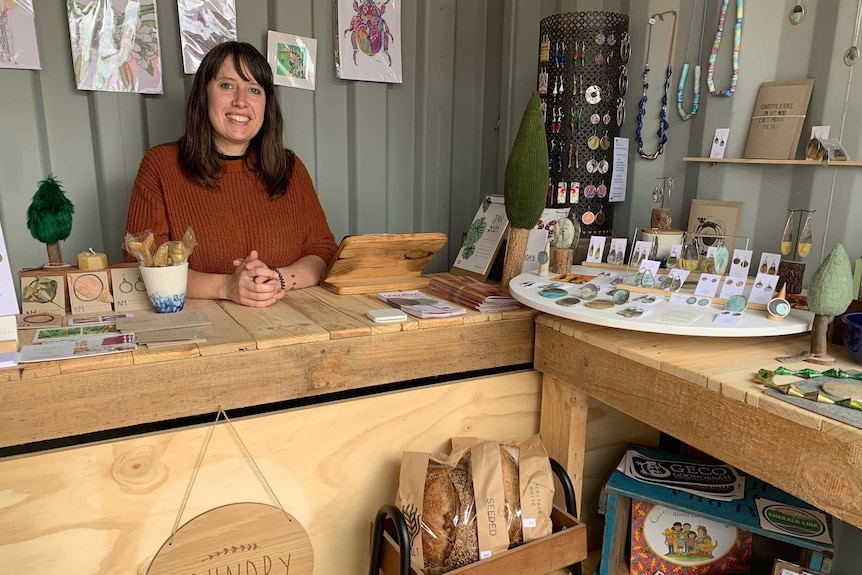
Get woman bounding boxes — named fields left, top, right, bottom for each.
left=125, top=41, right=337, bottom=307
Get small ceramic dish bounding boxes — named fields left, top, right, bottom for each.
left=725, top=295, right=748, bottom=313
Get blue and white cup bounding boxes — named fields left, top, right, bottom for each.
left=139, top=262, right=188, bottom=313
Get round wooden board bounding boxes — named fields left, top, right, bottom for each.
left=822, top=380, right=862, bottom=401
left=147, top=503, right=313, bottom=575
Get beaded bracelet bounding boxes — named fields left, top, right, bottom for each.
left=268, top=265, right=286, bottom=290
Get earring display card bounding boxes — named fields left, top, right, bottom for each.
left=67, top=270, right=113, bottom=315
left=609, top=238, right=627, bottom=265
left=111, top=268, right=152, bottom=312
left=586, top=236, right=607, bottom=263
left=695, top=273, right=722, bottom=297
left=729, top=249, right=753, bottom=278
left=20, top=274, right=67, bottom=316
left=719, top=276, right=747, bottom=300
left=758, top=252, right=782, bottom=276
left=749, top=272, right=779, bottom=305
left=630, top=240, right=652, bottom=266
left=664, top=269, right=690, bottom=292
left=710, top=128, right=730, bottom=159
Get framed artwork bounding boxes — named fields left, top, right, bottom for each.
left=687, top=199, right=744, bottom=257
left=67, top=0, right=163, bottom=93
left=267, top=31, right=317, bottom=91
left=177, top=0, right=236, bottom=74
left=335, top=0, right=402, bottom=83
left=0, top=0, right=40, bottom=70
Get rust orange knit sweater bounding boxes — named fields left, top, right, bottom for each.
left=125, top=143, right=337, bottom=275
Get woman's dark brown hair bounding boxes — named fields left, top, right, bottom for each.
left=178, top=41, right=294, bottom=199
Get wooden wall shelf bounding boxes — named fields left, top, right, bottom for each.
left=683, top=156, right=862, bottom=167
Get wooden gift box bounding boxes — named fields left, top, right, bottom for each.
left=320, top=232, right=448, bottom=294
left=370, top=458, right=588, bottom=575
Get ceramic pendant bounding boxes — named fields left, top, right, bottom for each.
left=540, top=287, right=568, bottom=298
left=620, top=32, right=630, bottom=63
left=641, top=270, right=656, bottom=288
left=725, top=294, right=748, bottom=312
left=790, top=1, right=805, bottom=25
left=797, top=214, right=813, bottom=258
left=595, top=207, right=606, bottom=225
left=611, top=289, right=630, bottom=305
left=768, top=261, right=777, bottom=275
left=585, top=299, right=614, bottom=310
left=579, top=283, right=598, bottom=300
left=780, top=212, right=794, bottom=256
left=651, top=179, right=663, bottom=203
left=555, top=296, right=582, bottom=307
left=585, top=85, right=602, bottom=104
left=714, top=246, right=729, bottom=275
left=760, top=261, right=768, bottom=274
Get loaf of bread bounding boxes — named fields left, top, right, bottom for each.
left=421, top=464, right=478, bottom=573
left=500, top=444, right=523, bottom=546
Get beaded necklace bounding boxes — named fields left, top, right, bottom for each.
left=677, top=0, right=709, bottom=120
left=636, top=11, right=678, bottom=160
left=707, top=0, right=743, bottom=97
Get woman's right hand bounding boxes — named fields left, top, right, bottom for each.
left=225, top=250, right=284, bottom=307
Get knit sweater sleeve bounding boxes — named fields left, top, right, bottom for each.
left=292, top=157, right=338, bottom=265
left=123, top=145, right=173, bottom=263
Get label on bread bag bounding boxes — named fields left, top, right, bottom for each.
left=519, top=435, right=554, bottom=542
left=471, top=442, right=510, bottom=557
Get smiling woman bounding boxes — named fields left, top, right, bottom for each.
left=124, top=42, right=338, bottom=309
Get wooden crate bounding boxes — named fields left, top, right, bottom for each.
left=377, top=505, right=587, bottom=575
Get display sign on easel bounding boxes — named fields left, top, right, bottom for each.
left=451, top=196, right=509, bottom=282
left=0, top=220, right=18, bottom=346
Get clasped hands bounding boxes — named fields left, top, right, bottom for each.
left=227, top=249, right=285, bottom=307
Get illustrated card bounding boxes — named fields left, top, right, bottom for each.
left=67, top=270, right=113, bottom=315
left=20, top=274, right=67, bottom=315
left=714, top=310, right=745, bottom=326
left=110, top=267, right=152, bottom=312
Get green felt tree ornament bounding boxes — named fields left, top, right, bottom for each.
left=807, top=243, right=854, bottom=365
left=26, top=174, right=75, bottom=266
left=500, top=92, right=550, bottom=288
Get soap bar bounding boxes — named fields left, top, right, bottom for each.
left=77, top=251, right=108, bottom=270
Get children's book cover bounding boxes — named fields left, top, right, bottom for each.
left=630, top=500, right=752, bottom=575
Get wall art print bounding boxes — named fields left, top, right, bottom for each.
left=335, top=0, right=402, bottom=83
left=177, top=0, right=236, bottom=74
left=0, top=0, right=40, bottom=70
left=66, top=0, right=162, bottom=93
left=267, top=30, right=317, bottom=91
left=687, top=199, right=744, bottom=258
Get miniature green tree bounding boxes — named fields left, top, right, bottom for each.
left=500, top=92, right=549, bottom=288
left=807, top=243, right=854, bottom=365
left=26, top=174, right=74, bottom=265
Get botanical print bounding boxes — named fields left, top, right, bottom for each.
left=266, top=30, right=317, bottom=91
left=0, top=0, right=40, bottom=70
left=66, top=0, right=162, bottom=93
left=336, top=0, right=402, bottom=83
left=177, top=0, right=236, bottom=74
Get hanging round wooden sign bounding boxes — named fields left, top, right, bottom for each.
left=147, top=503, right=313, bottom=575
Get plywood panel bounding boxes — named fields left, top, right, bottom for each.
left=0, top=371, right=543, bottom=575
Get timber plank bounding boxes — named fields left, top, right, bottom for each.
left=220, top=299, right=330, bottom=348
left=194, top=299, right=255, bottom=355
left=59, top=349, right=134, bottom=373
left=0, top=366, right=19, bottom=382
left=282, top=287, right=371, bottom=339
left=321, top=290, right=421, bottom=333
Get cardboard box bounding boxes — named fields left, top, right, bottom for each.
left=744, top=79, right=815, bottom=160
left=773, top=558, right=827, bottom=575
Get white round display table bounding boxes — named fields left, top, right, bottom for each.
left=508, top=266, right=814, bottom=337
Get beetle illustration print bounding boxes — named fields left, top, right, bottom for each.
left=344, top=0, right=394, bottom=66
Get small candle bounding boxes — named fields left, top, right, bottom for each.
left=77, top=248, right=108, bottom=270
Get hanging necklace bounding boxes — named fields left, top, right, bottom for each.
left=677, top=0, right=709, bottom=120
left=707, top=0, right=743, bottom=97
left=636, top=11, right=678, bottom=160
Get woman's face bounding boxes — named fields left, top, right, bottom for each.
left=207, top=57, right=265, bottom=156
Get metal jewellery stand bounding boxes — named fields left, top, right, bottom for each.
left=368, top=458, right=582, bottom=575
left=538, top=11, right=630, bottom=238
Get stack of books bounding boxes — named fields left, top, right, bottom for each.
left=428, top=273, right=520, bottom=313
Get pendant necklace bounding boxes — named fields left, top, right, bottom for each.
left=707, top=0, right=743, bottom=97
left=636, top=11, right=678, bottom=160
left=677, top=0, right=709, bottom=120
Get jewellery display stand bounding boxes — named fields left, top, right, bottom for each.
left=538, top=12, right=629, bottom=238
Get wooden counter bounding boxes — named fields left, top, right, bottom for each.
left=534, top=314, right=862, bottom=532
left=0, top=287, right=538, bottom=450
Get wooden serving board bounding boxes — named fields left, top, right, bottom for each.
left=320, top=232, right=448, bottom=294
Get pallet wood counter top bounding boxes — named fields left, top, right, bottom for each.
left=0, top=287, right=538, bottom=450
left=534, top=314, right=862, bottom=531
